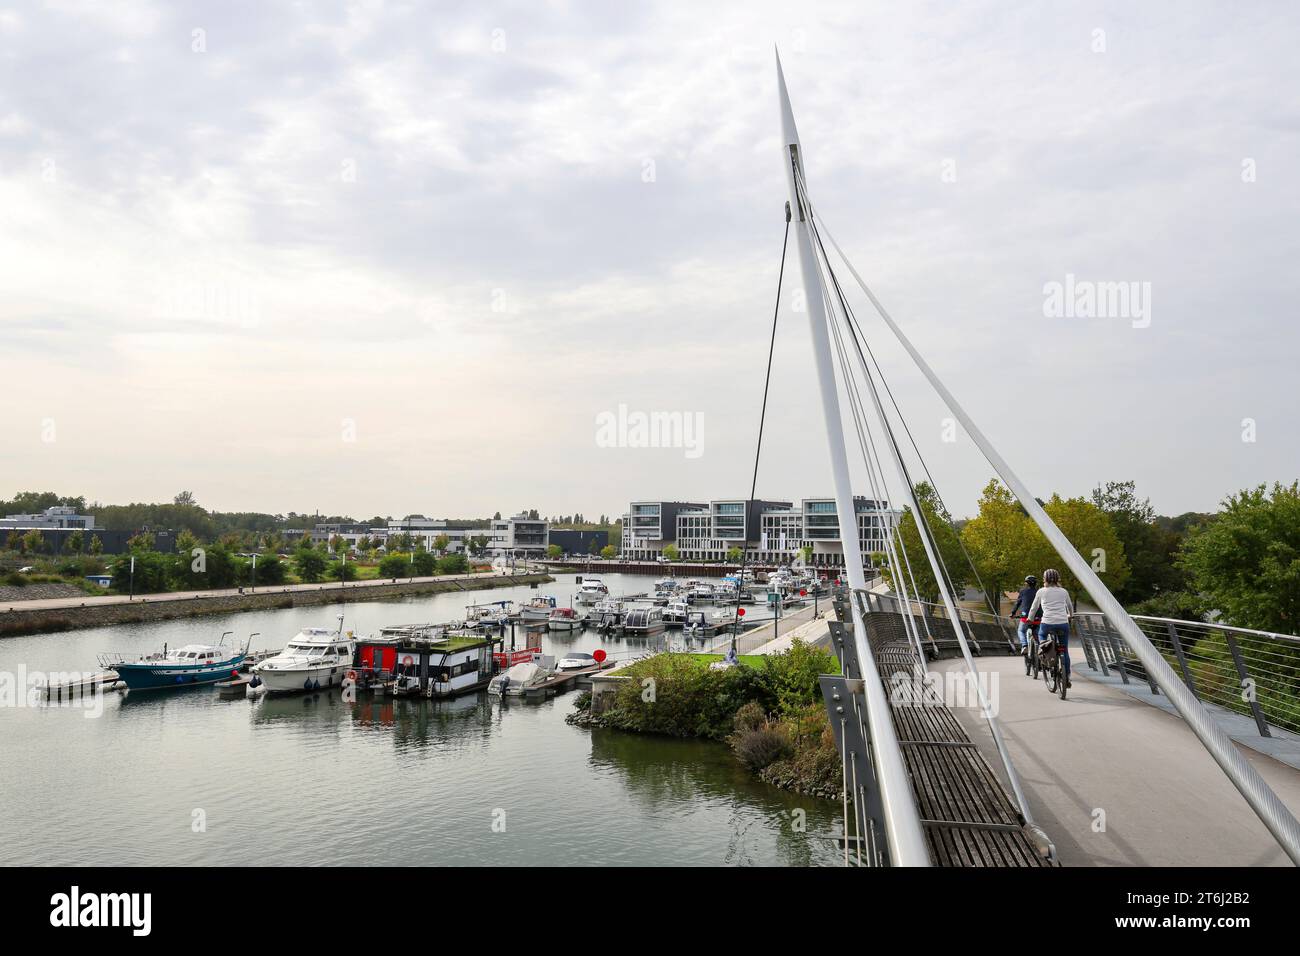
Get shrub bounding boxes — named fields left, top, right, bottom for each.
left=733, top=700, right=767, bottom=735
left=758, top=638, right=838, bottom=717
left=732, top=725, right=793, bottom=771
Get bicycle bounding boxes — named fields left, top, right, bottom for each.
left=1020, top=619, right=1041, bottom=678
left=1038, top=631, right=1068, bottom=700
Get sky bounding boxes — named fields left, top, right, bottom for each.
left=1, top=0, right=1297, bottom=523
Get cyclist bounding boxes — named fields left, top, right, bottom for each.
left=1009, top=574, right=1040, bottom=655
left=1027, top=568, right=1074, bottom=688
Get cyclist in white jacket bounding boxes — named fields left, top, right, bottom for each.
left=1027, top=568, right=1074, bottom=687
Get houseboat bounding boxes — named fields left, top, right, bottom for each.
left=354, top=624, right=504, bottom=699
left=104, top=633, right=248, bottom=691
left=622, top=606, right=666, bottom=636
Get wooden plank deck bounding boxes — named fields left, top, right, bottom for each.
left=862, top=610, right=1053, bottom=867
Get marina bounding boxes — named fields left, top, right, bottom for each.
left=1, top=572, right=840, bottom=867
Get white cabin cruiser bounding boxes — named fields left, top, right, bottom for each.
left=252, top=620, right=356, bottom=692
left=575, top=578, right=609, bottom=604
left=662, top=599, right=691, bottom=626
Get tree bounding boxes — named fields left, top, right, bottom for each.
left=4, top=530, right=20, bottom=552
left=127, top=532, right=155, bottom=552
left=1029, top=495, right=1130, bottom=607
left=293, top=547, right=327, bottom=583
left=65, top=530, right=84, bottom=554
left=546, top=543, right=562, bottom=559
left=330, top=535, right=348, bottom=555
left=433, top=533, right=450, bottom=554
left=21, top=529, right=44, bottom=555
left=89, top=534, right=103, bottom=556
left=1179, top=481, right=1300, bottom=634
left=961, top=479, right=1037, bottom=614
left=437, top=553, right=469, bottom=575
left=173, top=491, right=197, bottom=507
left=1091, top=480, right=1185, bottom=605
left=883, top=483, right=968, bottom=603
left=379, top=553, right=410, bottom=579
left=601, top=545, right=616, bottom=559
left=726, top=546, right=742, bottom=563
left=176, top=529, right=199, bottom=554
left=329, top=560, right=359, bottom=582
left=412, top=550, right=437, bottom=576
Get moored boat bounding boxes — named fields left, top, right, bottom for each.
left=251, top=618, right=357, bottom=693
left=104, top=633, right=248, bottom=691
left=547, top=606, right=584, bottom=630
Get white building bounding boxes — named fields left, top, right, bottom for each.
left=621, top=496, right=901, bottom=570
left=0, top=506, right=97, bottom=530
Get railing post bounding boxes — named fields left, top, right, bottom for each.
left=1165, top=621, right=1199, bottom=700
left=1224, top=633, right=1271, bottom=738
left=1104, top=620, right=1131, bottom=685
left=1078, top=616, right=1101, bottom=672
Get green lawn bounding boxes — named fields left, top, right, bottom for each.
left=686, top=652, right=842, bottom=675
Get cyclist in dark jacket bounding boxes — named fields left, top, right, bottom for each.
left=1010, top=575, right=1040, bottom=653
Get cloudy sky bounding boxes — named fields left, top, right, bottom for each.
left=1, top=0, right=1296, bottom=522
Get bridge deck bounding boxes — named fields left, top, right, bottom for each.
left=866, top=613, right=1050, bottom=867
left=933, top=653, right=1300, bottom=866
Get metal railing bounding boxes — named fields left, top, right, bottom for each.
left=1074, top=612, right=1300, bottom=738
left=860, top=592, right=1018, bottom=655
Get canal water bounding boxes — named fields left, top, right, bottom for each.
left=0, top=573, right=841, bottom=866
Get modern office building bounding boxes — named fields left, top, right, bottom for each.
left=0, top=506, right=97, bottom=530
left=621, top=496, right=902, bottom=569
left=492, top=513, right=549, bottom=556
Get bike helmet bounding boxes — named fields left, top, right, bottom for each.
left=1025, top=574, right=1037, bottom=585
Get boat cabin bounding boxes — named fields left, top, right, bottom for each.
left=355, top=625, right=504, bottom=698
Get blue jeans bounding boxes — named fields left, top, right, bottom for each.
left=1017, top=619, right=1037, bottom=647
left=1040, top=623, right=1070, bottom=678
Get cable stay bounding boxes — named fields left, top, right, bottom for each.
left=793, top=161, right=1037, bottom=825
left=730, top=202, right=792, bottom=654
left=803, top=193, right=1300, bottom=866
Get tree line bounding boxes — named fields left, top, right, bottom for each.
left=876, top=479, right=1298, bottom=636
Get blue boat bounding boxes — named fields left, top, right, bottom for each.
left=102, top=635, right=248, bottom=691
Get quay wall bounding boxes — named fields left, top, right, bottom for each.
left=0, top=573, right=553, bottom=638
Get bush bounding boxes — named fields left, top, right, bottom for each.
left=758, top=638, right=838, bottom=717
left=733, top=700, right=767, bottom=735
left=604, top=654, right=764, bottom=739
left=378, top=554, right=410, bottom=578
left=437, top=553, right=469, bottom=575
left=731, top=725, right=793, bottom=771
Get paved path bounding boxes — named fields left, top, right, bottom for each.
left=932, top=653, right=1300, bottom=866
left=0, top=568, right=545, bottom=612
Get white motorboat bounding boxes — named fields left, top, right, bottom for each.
left=662, top=599, right=691, bottom=626
left=519, top=596, right=556, bottom=624
left=252, top=618, right=356, bottom=693
left=488, top=660, right=553, bottom=697
left=548, top=606, right=584, bottom=630
left=464, top=601, right=514, bottom=630
left=575, top=578, right=609, bottom=604
left=556, top=650, right=598, bottom=671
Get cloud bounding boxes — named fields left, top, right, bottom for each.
left=0, top=0, right=1297, bottom=520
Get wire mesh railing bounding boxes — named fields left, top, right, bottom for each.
left=1074, top=612, right=1300, bottom=738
